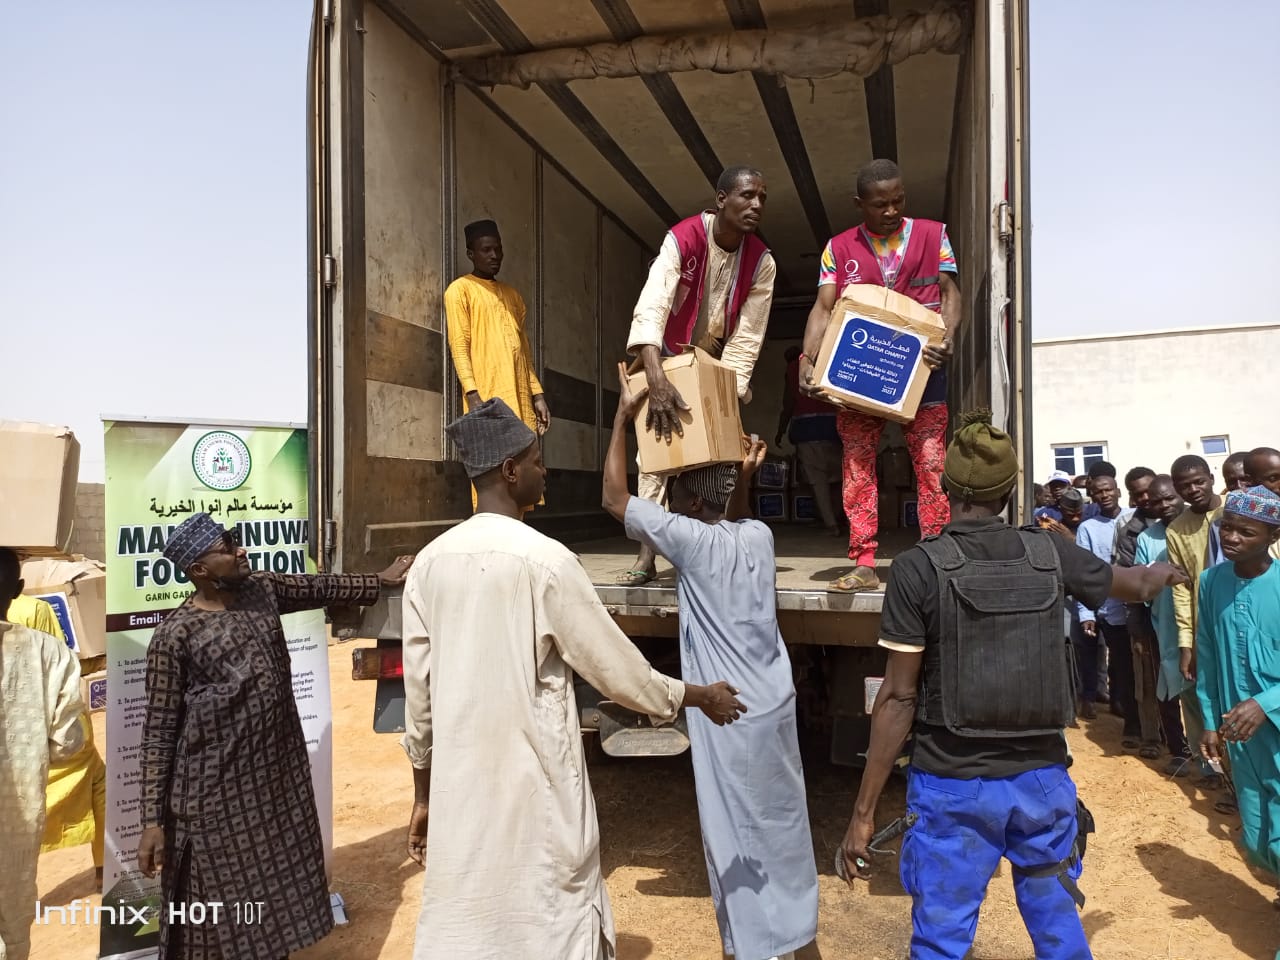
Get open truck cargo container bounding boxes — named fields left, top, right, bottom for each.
left=306, top=0, right=1032, bottom=758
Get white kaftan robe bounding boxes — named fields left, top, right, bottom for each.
left=400, top=514, right=687, bottom=960
left=0, top=621, right=85, bottom=960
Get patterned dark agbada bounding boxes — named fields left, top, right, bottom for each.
left=141, top=572, right=380, bottom=960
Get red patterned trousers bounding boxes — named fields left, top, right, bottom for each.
left=837, top=403, right=951, bottom=567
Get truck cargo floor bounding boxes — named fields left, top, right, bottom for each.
left=572, top=524, right=921, bottom=594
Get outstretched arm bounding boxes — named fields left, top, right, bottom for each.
left=1108, top=562, right=1190, bottom=603
left=725, top=438, right=768, bottom=522
left=603, top=362, right=649, bottom=523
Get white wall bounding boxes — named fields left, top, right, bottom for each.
left=1031, top=324, right=1280, bottom=483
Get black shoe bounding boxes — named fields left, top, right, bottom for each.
left=1080, top=701, right=1097, bottom=720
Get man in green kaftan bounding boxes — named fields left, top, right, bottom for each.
left=1197, top=484, right=1280, bottom=907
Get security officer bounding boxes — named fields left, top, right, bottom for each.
left=838, top=411, right=1188, bottom=960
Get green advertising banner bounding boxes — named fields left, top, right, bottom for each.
left=100, top=419, right=332, bottom=960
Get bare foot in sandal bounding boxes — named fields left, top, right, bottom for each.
left=616, top=545, right=657, bottom=586
left=616, top=569, right=655, bottom=586
left=830, top=565, right=881, bottom=592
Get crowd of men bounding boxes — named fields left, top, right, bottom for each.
left=4, top=156, right=1280, bottom=960
left=1028, top=452, right=1280, bottom=843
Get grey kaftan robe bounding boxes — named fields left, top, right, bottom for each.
left=141, top=572, right=380, bottom=960
left=625, top=498, right=818, bottom=960
left=400, top=513, right=687, bottom=960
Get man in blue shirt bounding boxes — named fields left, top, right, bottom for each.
left=1034, top=471, right=1073, bottom=521
left=1132, top=476, right=1200, bottom=775
left=1075, top=475, right=1138, bottom=739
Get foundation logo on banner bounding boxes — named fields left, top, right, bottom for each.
left=192, top=430, right=252, bottom=491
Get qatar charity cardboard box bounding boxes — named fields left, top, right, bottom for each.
left=627, top=347, right=745, bottom=474
left=21, top=556, right=108, bottom=660
left=809, top=285, right=946, bottom=425
left=0, top=420, right=80, bottom=554
left=80, top=669, right=108, bottom=713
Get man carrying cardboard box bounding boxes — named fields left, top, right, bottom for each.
left=619, top=166, right=777, bottom=586
left=800, top=159, right=961, bottom=592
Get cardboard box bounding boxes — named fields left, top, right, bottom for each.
left=22, top=557, right=107, bottom=659
left=752, top=457, right=789, bottom=491
left=0, top=421, right=80, bottom=554
left=752, top=491, right=788, bottom=523
left=810, top=285, right=947, bottom=424
left=901, top=497, right=920, bottom=529
left=80, top=669, right=107, bottom=713
left=792, top=490, right=817, bottom=522
left=629, top=348, right=744, bottom=474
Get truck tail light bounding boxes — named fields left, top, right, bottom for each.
left=351, top=647, right=404, bottom=680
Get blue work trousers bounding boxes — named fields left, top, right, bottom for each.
left=900, top=765, right=1091, bottom=960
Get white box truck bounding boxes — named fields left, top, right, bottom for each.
left=307, top=0, right=1033, bottom=757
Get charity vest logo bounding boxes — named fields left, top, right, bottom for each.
left=844, top=258, right=862, bottom=285
left=191, top=431, right=252, bottom=491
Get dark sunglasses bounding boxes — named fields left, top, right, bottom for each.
left=203, top=528, right=242, bottom=557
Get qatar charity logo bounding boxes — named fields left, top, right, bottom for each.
left=192, top=431, right=252, bottom=491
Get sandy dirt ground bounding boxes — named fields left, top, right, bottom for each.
left=31, top=641, right=1280, bottom=960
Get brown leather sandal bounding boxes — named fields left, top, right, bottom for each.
left=829, top=568, right=881, bottom=593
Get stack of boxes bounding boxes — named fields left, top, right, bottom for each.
left=1, top=421, right=107, bottom=711
left=750, top=457, right=790, bottom=522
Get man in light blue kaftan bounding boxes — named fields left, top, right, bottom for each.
left=1196, top=485, right=1280, bottom=902
left=601, top=393, right=817, bottom=960
left=625, top=476, right=817, bottom=960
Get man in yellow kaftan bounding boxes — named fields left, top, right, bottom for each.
left=445, top=219, right=551, bottom=509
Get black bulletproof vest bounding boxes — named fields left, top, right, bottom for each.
left=915, top=527, right=1075, bottom=738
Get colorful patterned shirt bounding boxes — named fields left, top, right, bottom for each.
left=818, top=218, right=957, bottom=288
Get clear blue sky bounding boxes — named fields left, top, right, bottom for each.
left=3, top=1, right=1277, bottom=481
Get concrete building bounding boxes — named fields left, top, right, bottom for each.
left=1031, top=323, right=1280, bottom=484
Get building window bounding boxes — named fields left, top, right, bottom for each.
left=1201, top=436, right=1230, bottom=456
left=1052, top=443, right=1108, bottom=477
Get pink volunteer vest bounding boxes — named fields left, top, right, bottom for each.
left=827, top=218, right=945, bottom=310
left=662, top=213, right=769, bottom=356
left=827, top=218, right=948, bottom=405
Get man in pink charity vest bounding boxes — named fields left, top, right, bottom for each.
left=800, top=158, right=962, bottom=593
left=617, top=166, right=777, bottom=586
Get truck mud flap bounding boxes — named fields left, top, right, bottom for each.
left=588, top=701, right=690, bottom=757
left=372, top=677, right=406, bottom=733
